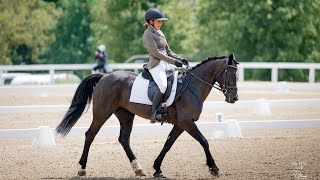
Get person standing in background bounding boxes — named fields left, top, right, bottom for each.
left=93, top=44, right=108, bottom=73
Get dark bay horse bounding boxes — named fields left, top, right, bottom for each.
left=56, top=54, right=239, bottom=178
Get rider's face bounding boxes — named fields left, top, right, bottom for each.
left=152, top=20, right=163, bottom=30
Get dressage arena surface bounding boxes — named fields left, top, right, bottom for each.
left=0, top=82, right=320, bottom=179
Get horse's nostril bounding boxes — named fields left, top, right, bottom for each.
left=233, top=95, right=239, bottom=101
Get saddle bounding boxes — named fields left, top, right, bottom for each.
left=141, top=66, right=190, bottom=124
left=141, top=67, right=175, bottom=103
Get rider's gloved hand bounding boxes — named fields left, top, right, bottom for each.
left=181, top=58, right=189, bottom=66
left=182, top=64, right=188, bottom=69
left=174, top=60, right=183, bottom=67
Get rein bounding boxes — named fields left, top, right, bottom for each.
left=189, top=71, right=224, bottom=91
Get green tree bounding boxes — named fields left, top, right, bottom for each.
left=197, top=0, right=320, bottom=61
left=91, top=0, right=195, bottom=62
left=91, top=1, right=155, bottom=62
left=196, top=0, right=320, bottom=81
left=0, top=0, right=59, bottom=65
left=161, top=0, right=197, bottom=60
left=42, top=0, right=93, bottom=64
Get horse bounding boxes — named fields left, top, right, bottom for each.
left=56, top=53, right=239, bottom=178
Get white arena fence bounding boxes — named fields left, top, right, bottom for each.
left=1, top=120, right=320, bottom=139
left=1, top=120, right=320, bottom=147
left=1, top=62, right=320, bottom=85
left=1, top=99, right=320, bottom=114
left=0, top=82, right=320, bottom=94
left=0, top=98, right=320, bottom=146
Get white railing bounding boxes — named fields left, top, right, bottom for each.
left=1, top=99, right=320, bottom=142
left=238, top=62, right=320, bottom=83
left=1, top=62, right=320, bottom=85
left=1, top=99, right=320, bottom=114
left=1, top=82, right=319, bottom=94
left=1, top=120, right=320, bottom=139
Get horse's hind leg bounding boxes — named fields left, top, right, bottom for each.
left=78, top=106, right=116, bottom=176
left=114, top=108, right=146, bottom=177
left=153, top=125, right=184, bottom=178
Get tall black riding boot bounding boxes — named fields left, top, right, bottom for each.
left=151, top=90, right=164, bottom=123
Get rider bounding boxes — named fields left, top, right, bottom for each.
left=143, top=8, right=189, bottom=123
left=93, top=44, right=108, bottom=73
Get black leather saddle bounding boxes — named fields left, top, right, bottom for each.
left=141, top=67, right=175, bottom=103
left=141, top=65, right=190, bottom=104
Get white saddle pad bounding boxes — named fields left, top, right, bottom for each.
left=129, top=71, right=178, bottom=107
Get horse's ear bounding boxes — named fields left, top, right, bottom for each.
left=228, top=53, right=234, bottom=65
left=229, top=53, right=234, bottom=60
left=228, top=53, right=239, bottom=65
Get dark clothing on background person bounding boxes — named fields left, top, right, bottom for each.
left=93, top=51, right=107, bottom=73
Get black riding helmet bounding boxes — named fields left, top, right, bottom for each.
left=145, top=8, right=168, bottom=22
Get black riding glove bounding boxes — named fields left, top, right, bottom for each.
left=174, top=60, right=183, bottom=67
left=181, top=58, right=189, bottom=66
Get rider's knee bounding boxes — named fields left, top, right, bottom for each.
left=158, top=84, right=167, bottom=94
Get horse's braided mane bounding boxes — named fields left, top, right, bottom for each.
left=191, top=56, right=227, bottom=70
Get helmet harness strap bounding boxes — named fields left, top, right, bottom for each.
left=149, top=20, right=155, bottom=28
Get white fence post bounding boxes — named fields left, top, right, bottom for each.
left=309, top=68, right=315, bottom=83
left=271, top=67, right=278, bottom=83
left=0, top=69, right=3, bottom=85
left=238, top=67, right=244, bottom=82
left=49, top=68, right=55, bottom=84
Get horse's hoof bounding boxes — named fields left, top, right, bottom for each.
left=131, top=159, right=146, bottom=176
left=209, top=167, right=221, bottom=178
left=153, top=172, right=166, bottom=178
left=135, top=169, right=146, bottom=176
left=78, top=169, right=86, bottom=176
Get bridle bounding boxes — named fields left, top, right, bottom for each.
left=188, top=60, right=238, bottom=94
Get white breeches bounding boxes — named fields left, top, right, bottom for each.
left=149, top=61, right=174, bottom=94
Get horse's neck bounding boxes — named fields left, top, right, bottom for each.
left=189, top=60, right=220, bottom=102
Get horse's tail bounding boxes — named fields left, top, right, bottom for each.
left=56, top=74, right=104, bottom=137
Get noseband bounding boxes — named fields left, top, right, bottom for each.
left=189, top=61, right=238, bottom=94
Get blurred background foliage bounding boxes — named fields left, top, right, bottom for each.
left=0, top=0, right=319, bottom=81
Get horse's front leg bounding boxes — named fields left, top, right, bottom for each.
left=153, top=125, right=184, bottom=178
left=179, top=119, right=220, bottom=177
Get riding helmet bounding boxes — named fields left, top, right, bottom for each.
left=144, top=8, right=168, bottom=22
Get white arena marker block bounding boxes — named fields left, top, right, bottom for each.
left=39, top=92, right=48, bottom=97
left=32, top=126, right=56, bottom=147
left=213, top=119, right=243, bottom=139
left=277, top=81, right=290, bottom=94
left=213, top=131, right=225, bottom=138
left=226, top=120, right=243, bottom=138
left=253, top=99, right=271, bottom=116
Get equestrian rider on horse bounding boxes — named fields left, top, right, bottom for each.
left=143, top=8, right=189, bottom=123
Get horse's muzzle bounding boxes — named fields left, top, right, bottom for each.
left=225, top=93, right=238, bottom=104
